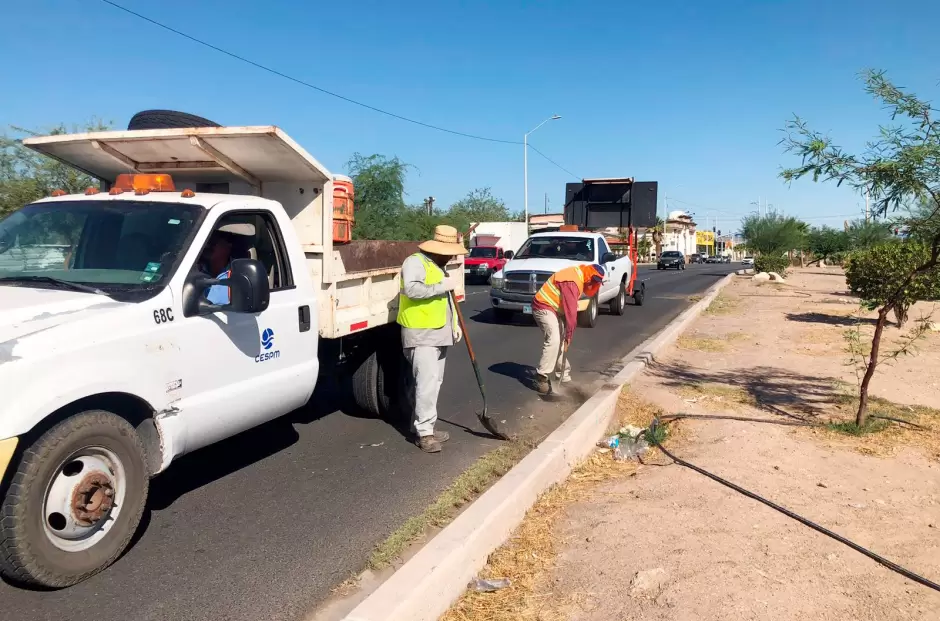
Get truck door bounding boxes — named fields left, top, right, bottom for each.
left=171, top=207, right=318, bottom=454
left=596, top=237, right=617, bottom=297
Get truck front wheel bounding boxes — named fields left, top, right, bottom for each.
left=577, top=296, right=598, bottom=328
left=0, top=411, right=149, bottom=588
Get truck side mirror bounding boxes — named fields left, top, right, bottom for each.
left=183, top=258, right=270, bottom=317
left=602, top=252, right=617, bottom=263
left=504, top=250, right=514, bottom=260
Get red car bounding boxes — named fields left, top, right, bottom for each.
left=464, top=245, right=512, bottom=283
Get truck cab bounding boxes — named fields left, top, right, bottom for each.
left=463, top=245, right=510, bottom=284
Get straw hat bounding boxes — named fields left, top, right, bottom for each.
left=419, top=224, right=468, bottom=256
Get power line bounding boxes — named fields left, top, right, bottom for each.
left=99, top=0, right=522, bottom=145
left=526, top=143, right=580, bottom=179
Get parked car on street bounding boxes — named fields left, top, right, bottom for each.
left=657, top=250, right=685, bottom=270
left=689, top=253, right=703, bottom=264
left=704, top=255, right=720, bottom=264
left=741, top=256, right=755, bottom=267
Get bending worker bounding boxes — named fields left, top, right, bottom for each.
left=531, top=263, right=606, bottom=394
left=397, top=225, right=468, bottom=453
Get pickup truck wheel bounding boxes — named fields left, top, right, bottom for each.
left=0, top=411, right=148, bottom=588
left=577, top=296, right=598, bottom=328
left=609, top=282, right=627, bottom=316
left=633, top=284, right=646, bottom=306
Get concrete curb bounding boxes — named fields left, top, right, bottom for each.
left=343, top=274, right=736, bottom=621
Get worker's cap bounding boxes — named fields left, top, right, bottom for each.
left=588, top=264, right=606, bottom=282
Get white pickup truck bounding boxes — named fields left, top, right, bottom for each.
left=488, top=230, right=643, bottom=326
left=0, top=124, right=464, bottom=587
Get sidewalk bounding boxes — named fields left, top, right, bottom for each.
left=443, top=268, right=940, bottom=621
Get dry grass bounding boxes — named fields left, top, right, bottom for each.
left=818, top=392, right=940, bottom=459
left=676, top=382, right=756, bottom=409
left=369, top=441, right=531, bottom=570
left=676, top=335, right=726, bottom=352
left=441, top=391, right=663, bottom=621
left=703, top=293, right=739, bottom=316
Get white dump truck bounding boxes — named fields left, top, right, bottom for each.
left=0, top=124, right=464, bottom=587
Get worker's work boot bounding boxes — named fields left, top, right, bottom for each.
left=535, top=374, right=551, bottom=395
left=433, top=430, right=450, bottom=443
left=416, top=435, right=442, bottom=453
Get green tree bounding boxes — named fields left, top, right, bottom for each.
left=346, top=153, right=412, bottom=240
left=805, top=225, right=849, bottom=265
left=846, top=219, right=891, bottom=250
left=1, top=119, right=110, bottom=217
left=781, top=69, right=940, bottom=426
left=739, top=212, right=806, bottom=274
left=448, top=188, right=512, bottom=223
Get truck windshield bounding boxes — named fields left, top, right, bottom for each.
left=0, top=200, right=202, bottom=296
left=469, top=247, right=497, bottom=258
left=515, top=237, right=594, bottom=261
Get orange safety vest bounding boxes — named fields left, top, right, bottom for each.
left=533, top=265, right=589, bottom=312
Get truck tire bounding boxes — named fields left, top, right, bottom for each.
left=0, top=411, right=149, bottom=588
left=609, top=282, right=627, bottom=316
left=633, top=283, right=646, bottom=306
left=577, top=296, right=598, bottom=328
left=127, top=110, right=221, bottom=131
left=351, top=341, right=405, bottom=421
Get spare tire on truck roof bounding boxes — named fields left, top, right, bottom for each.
left=127, top=110, right=221, bottom=130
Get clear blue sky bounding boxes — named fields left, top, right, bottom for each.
left=4, top=0, right=939, bottom=233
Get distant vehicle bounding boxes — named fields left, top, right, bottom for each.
left=721, top=255, right=731, bottom=263
left=658, top=250, right=685, bottom=270
left=689, top=253, right=703, bottom=264
left=464, top=245, right=511, bottom=284
left=704, top=255, right=720, bottom=264
left=741, top=256, right=755, bottom=266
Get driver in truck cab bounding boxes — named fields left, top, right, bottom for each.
left=532, top=263, right=606, bottom=394
left=198, top=223, right=255, bottom=304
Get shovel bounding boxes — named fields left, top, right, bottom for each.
left=449, top=291, right=510, bottom=440
left=545, top=334, right=570, bottom=401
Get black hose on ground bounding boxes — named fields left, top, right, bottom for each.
left=647, top=417, right=940, bottom=593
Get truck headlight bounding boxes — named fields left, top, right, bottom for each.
left=490, top=273, right=504, bottom=290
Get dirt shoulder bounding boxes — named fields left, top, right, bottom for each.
left=443, top=268, right=940, bottom=621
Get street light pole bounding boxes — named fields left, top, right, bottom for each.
left=524, top=115, right=561, bottom=227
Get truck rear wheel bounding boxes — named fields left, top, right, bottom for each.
left=0, top=411, right=149, bottom=588
left=577, top=296, right=598, bottom=328
left=351, top=338, right=406, bottom=422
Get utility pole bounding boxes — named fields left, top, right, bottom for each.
left=424, top=196, right=435, bottom=216
left=544, top=192, right=548, bottom=214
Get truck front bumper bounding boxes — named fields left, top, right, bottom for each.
left=0, top=437, right=19, bottom=484
left=490, top=290, right=590, bottom=312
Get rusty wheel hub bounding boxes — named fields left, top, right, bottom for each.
left=71, top=472, right=115, bottom=526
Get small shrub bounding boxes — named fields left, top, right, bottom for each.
left=754, top=254, right=790, bottom=275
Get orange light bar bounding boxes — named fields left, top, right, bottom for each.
left=559, top=224, right=579, bottom=232
left=109, top=187, right=124, bottom=195
left=181, top=188, right=196, bottom=198
left=51, top=189, right=67, bottom=197
left=113, top=174, right=176, bottom=193
left=85, top=187, right=100, bottom=195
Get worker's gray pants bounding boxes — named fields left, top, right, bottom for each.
left=404, top=346, right=448, bottom=437
left=533, top=308, right=571, bottom=381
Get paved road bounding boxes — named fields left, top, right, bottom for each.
left=2, top=264, right=737, bottom=621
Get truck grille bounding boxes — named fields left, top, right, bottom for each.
left=504, top=271, right=552, bottom=295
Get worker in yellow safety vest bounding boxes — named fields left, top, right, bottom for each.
left=398, top=225, right=468, bottom=453
left=531, top=263, right=606, bottom=394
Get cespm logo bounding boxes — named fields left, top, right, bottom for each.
left=256, top=328, right=280, bottom=363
